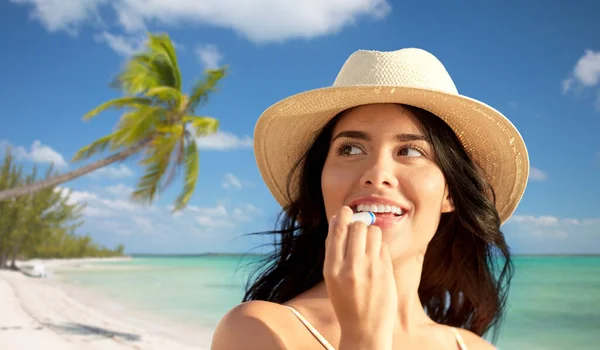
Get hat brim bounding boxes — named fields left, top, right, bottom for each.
left=254, top=85, right=529, bottom=224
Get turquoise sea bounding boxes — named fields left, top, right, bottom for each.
left=58, top=255, right=600, bottom=349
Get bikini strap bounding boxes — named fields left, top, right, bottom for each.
left=284, top=305, right=335, bottom=350
left=285, top=305, right=468, bottom=350
left=452, top=327, right=468, bottom=350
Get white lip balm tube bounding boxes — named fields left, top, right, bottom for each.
left=350, top=211, right=376, bottom=226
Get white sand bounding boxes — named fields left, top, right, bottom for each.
left=0, top=259, right=215, bottom=350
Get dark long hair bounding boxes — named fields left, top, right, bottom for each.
left=243, top=104, right=513, bottom=342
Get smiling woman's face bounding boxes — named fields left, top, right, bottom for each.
left=321, top=103, right=454, bottom=261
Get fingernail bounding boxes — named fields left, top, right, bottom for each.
left=329, top=215, right=337, bottom=226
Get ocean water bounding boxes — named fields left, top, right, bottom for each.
left=58, top=255, right=600, bottom=349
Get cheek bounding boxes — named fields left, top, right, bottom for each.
left=386, top=167, right=446, bottom=258
left=321, top=161, right=353, bottom=218
left=399, top=166, right=446, bottom=241
left=407, top=167, right=447, bottom=207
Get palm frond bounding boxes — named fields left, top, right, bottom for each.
left=113, top=56, right=161, bottom=95
left=184, top=115, right=219, bottom=137
left=113, top=53, right=176, bottom=95
left=146, top=33, right=182, bottom=91
left=161, top=136, right=186, bottom=192
left=131, top=158, right=168, bottom=205
left=113, top=33, right=182, bottom=95
left=83, top=97, right=153, bottom=121
left=155, top=124, right=185, bottom=135
left=187, top=67, right=227, bottom=112
left=112, top=106, right=164, bottom=147
left=71, top=134, right=115, bottom=162
left=173, top=140, right=199, bottom=211
left=146, top=86, right=182, bottom=106
left=132, top=133, right=180, bottom=204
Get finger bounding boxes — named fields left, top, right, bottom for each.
left=346, top=221, right=368, bottom=261
left=323, top=215, right=338, bottom=270
left=365, top=225, right=382, bottom=257
left=324, top=208, right=351, bottom=270
left=324, top=214, right=336, bottom=246
left=380, top=241, right=392, bottom=265
left=335, top=206, right=354, bottom=259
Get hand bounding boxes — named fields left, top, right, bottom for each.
left=323, top=206, right=397, bottom=349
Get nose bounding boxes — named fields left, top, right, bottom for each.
left=358, top=155, right=399, bottom=189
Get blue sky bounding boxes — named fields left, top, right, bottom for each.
left=1, top=0, right=599, bottom=255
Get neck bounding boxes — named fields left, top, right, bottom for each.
left=391, top=253, right=431, bottom=333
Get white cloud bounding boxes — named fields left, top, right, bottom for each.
left=187, top=204, right=227, bottom=216
left=94, top=31, right=146, bottom=56
left=114, top=3, right=146, bottom=32
left=562, top=77, right=573, bottom=94
left=570, top=50, right=600, bottom=88
left=99, top=197, right=140, bottom=211
left=504, top=214, right=600, bottom=254
left=87, top=164, right=134, bottom=180
left=84, top=206, right=113, bottom=217
left=60, top=186, right=141, bottom=212
left=59, top=185, right=265, bottom=239
left=222, top=173, right=242, bottom=190
left=195, top=215, right=235, bottom=229
left=562, top=50, right=600, bottom=111
left=105, top=183, right=134, bottom=198
left=56, top=187, right=97, bottom=205
left=1, top=139, right=68, bottom=169
left=131, top=215, right=154, bottom=231
left=195, top=131, right=253, bottom=150
left=57, top=187, right=160, bottom=235
left=24, top=140, right=68, bottom=168
left=56, top=187, right=126, bottom=218
left=67, top=190, right=98, bottom=205
left=195, top=203, right=263, bottom=226
left=196, top=44, right=223, bottom=69
left=11, top=0, right=391, bottom=43
left=9, top=0, right=106, bottom=35
left=529, top=167, right=548, bottom=181
left=232, top=204, right=263, bottom=221
left=508, top=215, right=564, bottom=226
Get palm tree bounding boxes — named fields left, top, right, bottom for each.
left=0, top=32, right=227, bottom=211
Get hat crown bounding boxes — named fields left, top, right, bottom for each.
left=333, top=48, right=458, bottom=95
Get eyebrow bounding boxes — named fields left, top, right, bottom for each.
left=332, top=130, right=431, bottom=143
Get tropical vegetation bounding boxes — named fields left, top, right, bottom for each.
left=0, top=32, right=227, bottom=211
left=0, top=148, right=125, bottom=270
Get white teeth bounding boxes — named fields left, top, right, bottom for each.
left=355, top=203, right=404, bottom=215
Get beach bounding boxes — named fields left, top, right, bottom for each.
left=2, top=255, right=599, bottom=350
left=0, top=258, right=214, bottom=350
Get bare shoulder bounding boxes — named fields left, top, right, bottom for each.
left=456, top=328, right=497, bottom=350
left=211, top=300, right=294, bottom=350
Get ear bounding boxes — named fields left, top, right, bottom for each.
left=441, top=186, right=455, bottom=213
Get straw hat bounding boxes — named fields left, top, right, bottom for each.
left=254, top=48, right=529, bottom=223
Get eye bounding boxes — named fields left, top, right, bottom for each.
left=399, top=146, right=424, bottom=157
left=335, top=142, right=364, bottom=157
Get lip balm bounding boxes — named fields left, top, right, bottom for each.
left=350, top=211, right=376, bottom=226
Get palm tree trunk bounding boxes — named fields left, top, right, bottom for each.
left=0, top=140, right=151, bottom=202
left=9, top=243, right=20, bottom=270
left=0, top=252, right=7, bottom=269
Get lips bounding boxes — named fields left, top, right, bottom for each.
left=347, top=196, right=409, bottom=229
left=369, top=212, right=405, bottom=229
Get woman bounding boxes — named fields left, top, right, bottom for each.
left=212, top=48, right=529, bottom=349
